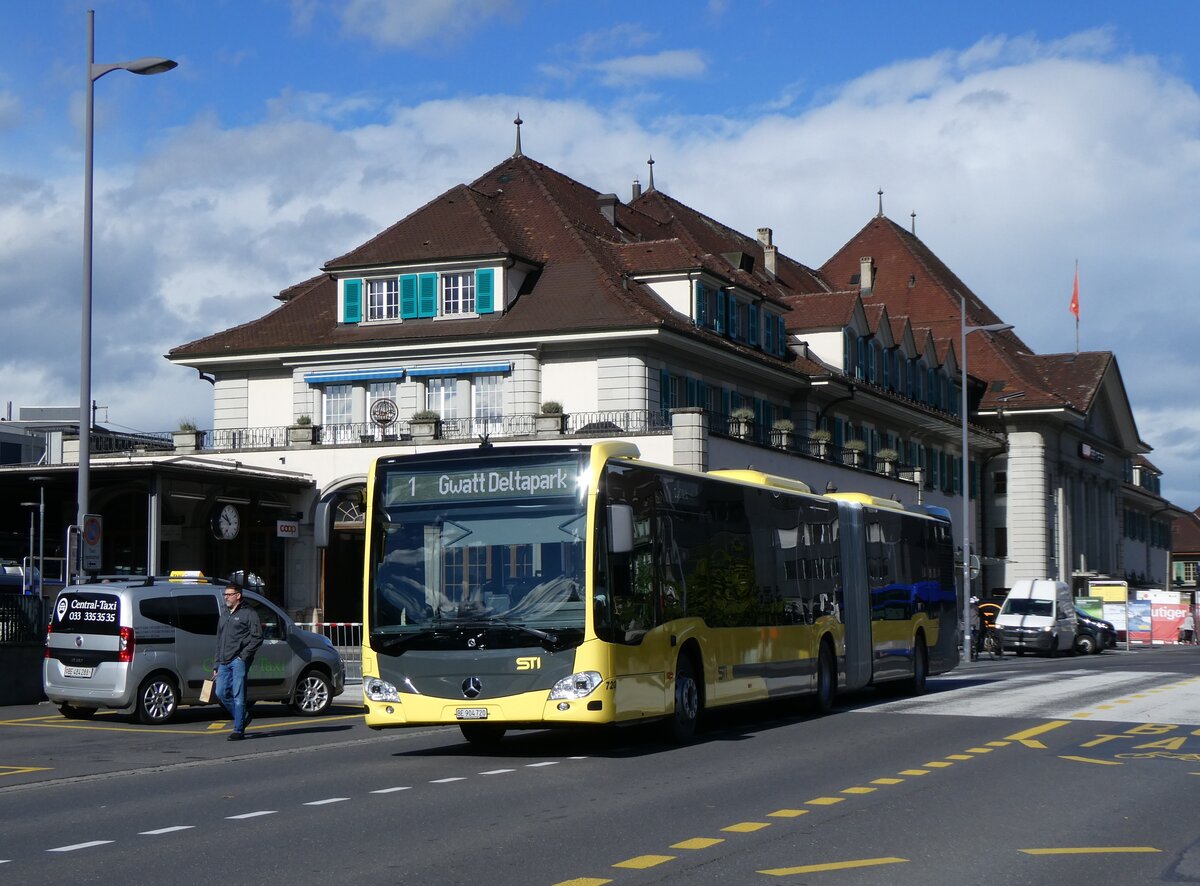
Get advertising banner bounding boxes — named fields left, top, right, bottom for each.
left=1103, top=602, right=1127, bottom=631
left=1075, top=597, right=1104, bottom=619
left=1127, top=601, right=1152, bottom=644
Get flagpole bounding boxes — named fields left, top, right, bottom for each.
left=1069, top=259, right=1080, bottom=354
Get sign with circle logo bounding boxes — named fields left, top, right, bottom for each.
left=370, top=397, right=398, bottom=428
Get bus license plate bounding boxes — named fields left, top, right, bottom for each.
left=63, top=666, right=94, bottom=678
left=456, top=708, right=488, bottom=720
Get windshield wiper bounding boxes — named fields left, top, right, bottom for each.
left=455, top=618, right=562, bottom=651
left=370, top=628, right=451, bottom=654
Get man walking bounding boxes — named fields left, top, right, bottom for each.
left=214, top=584, right=262, bottom=741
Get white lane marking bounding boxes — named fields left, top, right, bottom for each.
left=526, top=762, right=558, bottom=768
left=431, top=777, right=466, bottom=784
left=370, top=786, right=412, bottom=794
left=47, top=840, right=114, bottom=852
left=480, top=769, right=515, bottom=775
left=226, top=810, right=276, bottom=820
left=140, top=826, right=195, bottom=835
left=304, top=798, right=350, bottom=806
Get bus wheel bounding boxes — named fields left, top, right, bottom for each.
left=812, top=642, right=836, bottom=714
left=460, top=724, right=506, bottom=747
left=905, top=639, right=928, bottom=696
left=667, top=655, right=701, bottom=743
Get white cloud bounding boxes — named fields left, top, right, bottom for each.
left=591, top=50, right=708, bottom=87
left=337, top=0, right=517, bottom=49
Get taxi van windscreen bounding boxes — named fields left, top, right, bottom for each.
left=52, top=591, right=121, bottom=635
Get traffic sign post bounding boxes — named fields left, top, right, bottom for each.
left=81, top=513, right=103, bottom=574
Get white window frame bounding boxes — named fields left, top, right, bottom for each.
left=323, top=384, right=355, bottom=443
left=426, top=376, right=459, bottom=419
left=367, top=278, right=399, bottom=321
left=473, top=374, right=504, bottom=434
left=441, top=272, right=476, bottom=317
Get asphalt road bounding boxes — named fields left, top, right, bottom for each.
left=3, top=647, right=1200, bottom=885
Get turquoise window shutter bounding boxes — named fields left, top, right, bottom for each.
left=343, top=279, right=362, bottom=323
left=763, top=311, right=773, bottom=352
left=400, top=274, right=418, bottom=319
left=748, top=304, right=759, bottom=345
left=476, top=268, right=495, bottom=313
left=418, top=273, right=437, bottom=318
left=660, top=368, right=671, bottom=415
left=696, top=282, right=708, bottom=326
left=720, top=388, right=730, bottom=417
left=716, top=291, right=727, bottom=335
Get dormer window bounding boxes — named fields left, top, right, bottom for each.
left=442, top=272, right=476, bottom=316
left=340, top=267, right=496, bottom=324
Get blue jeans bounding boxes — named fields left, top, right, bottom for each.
left=215, top=658, right=250, bottom=733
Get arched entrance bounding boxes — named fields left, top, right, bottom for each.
left=319, top=484, right=366, bottom=622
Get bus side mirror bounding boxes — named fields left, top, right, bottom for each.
left=608, top=504, right=633, bottom=554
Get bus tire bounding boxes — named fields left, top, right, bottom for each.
left=905, top=637, right=928, bottom=696
left=666, top=654, right=701, bottom=743
left=811, top=641, right=837, bottom=715
left=460, top=724, right=506, bottom=747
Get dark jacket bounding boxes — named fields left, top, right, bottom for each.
left=215, top=602, right=263, bottom=666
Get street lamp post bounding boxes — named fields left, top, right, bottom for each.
left=960, top=292, right=1013, bottom=661
left=19, top=503, right=37, bottom=593
left=77, top=9, right=176, bottom=563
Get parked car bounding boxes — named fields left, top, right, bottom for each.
left=1074, top=611, right=1116, bottom=655
left=996, top=579, right=1077, bottom=656
left=0, top=561, right=40, bottom=594
left=43, top=576, right=345, bottom=724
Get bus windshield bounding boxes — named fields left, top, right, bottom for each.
left=368, top=453, right=588, bottom=652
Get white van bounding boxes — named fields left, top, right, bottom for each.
left=996, top=579, right=1076, bottom=656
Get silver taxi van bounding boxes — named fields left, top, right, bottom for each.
left=43, top=575, right=345, bottom=724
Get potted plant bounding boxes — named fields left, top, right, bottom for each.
left=843, top=438, right=866, bottom=467
left=173, top=419, right=203, bottom=452
left=876, top=447, right=899, bottom=476
left=536, top=401, right=567, bottom=435
left=809, top=428, right=832, bottom=458
left=770, top=418, right=795, bottom=449
left=728, top=406, right=755, bottom=439
left=410, top=409, right=442, bottom=440
left=288, top=413, right=317, bottom=445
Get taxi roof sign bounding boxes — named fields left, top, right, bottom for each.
left=168, top=570, right=206, bottom=582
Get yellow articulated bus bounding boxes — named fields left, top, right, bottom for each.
left=361, top=442, right=959, bottom=745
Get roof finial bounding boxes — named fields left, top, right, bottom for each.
left=877, top=188, right=884, bottom=218
left=513, top=114, right=523, bottom=158
left=910, top=210, right=916, bottom=234
left=647, top=155, right=655, bottom=192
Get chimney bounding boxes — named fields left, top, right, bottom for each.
left=631, top=179, right=642, bottom=200
left=598, top=193, right=618, bottom=226
left=757, top=227, right=777, bottom=280
left=859, top=256, right=874, bottom=296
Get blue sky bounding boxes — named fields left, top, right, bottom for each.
left=3, top=1, right=1200, bottom=508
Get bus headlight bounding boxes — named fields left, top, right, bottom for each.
left=364, top=676, right=400, bottom=702
left=548, top=671, right=603, bottom=700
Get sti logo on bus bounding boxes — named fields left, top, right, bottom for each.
left=516, top=657, right=541, bottom=670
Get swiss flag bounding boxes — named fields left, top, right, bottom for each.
left=1069, top=264, right=1080, bottom=319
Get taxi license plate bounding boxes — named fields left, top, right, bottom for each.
left=63, top=666, right=94, bottom=678
left=456, top=708, right=488, bottom=720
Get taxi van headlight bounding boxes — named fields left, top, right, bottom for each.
left=549, top=671, right=603, bottom=700
left=364, top=676, right=400, bottom=703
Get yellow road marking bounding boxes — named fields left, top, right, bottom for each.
left=1018, top=740, right=1046, bottom=749
left=0, top=766, right=52, bottom=777
left=207, top=722, right=226, bottom=731
left=1060, top=755, right=1122, bottom=766
left=1096, top=704, right=1115, bottom=710
left=672, top=837, right=723, bottom=850
left=1070, top=712, right=1093, bottom=718
left=965, top=747, right=993, bottom=753
left=1007, top=721, right=1071, bottom=741
left=768, top=809, right=808, bottom=818
left=1020, top=847, right=1160, bottom=855
left=871, top=777, right=903, bottom=784
left=805, top=797, right=844, bottom=806
left=760, top=856, right=908, bottom=876
left=946, top=754, right=973, bottom=760
left=723, top=822, right=770, bottom=833
left=613, top=855, right=674, bottom=869
left=899, top=769, right=929, bottom=776
left=987, top=740, right=1010, bottom=747
left=841, top=787, right=875, bottom=794
left=923, top=761, right=953, bottom=768
left=552, top=879, right=611, bottom=886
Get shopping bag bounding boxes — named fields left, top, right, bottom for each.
left=199, top=678, right=214, bottom=704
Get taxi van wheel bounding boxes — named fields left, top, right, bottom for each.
left=292, top=669, right=332, bottom=716
left=460, top=724, right=506, bottom=746
left=137, top=675, right=179, bottom=725
left=59, top=703, right=96, bottom=720
left=1075, top=634, right=1097, bottom=656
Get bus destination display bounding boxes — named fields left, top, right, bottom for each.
left=386, top=461, right=581, bottom=506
